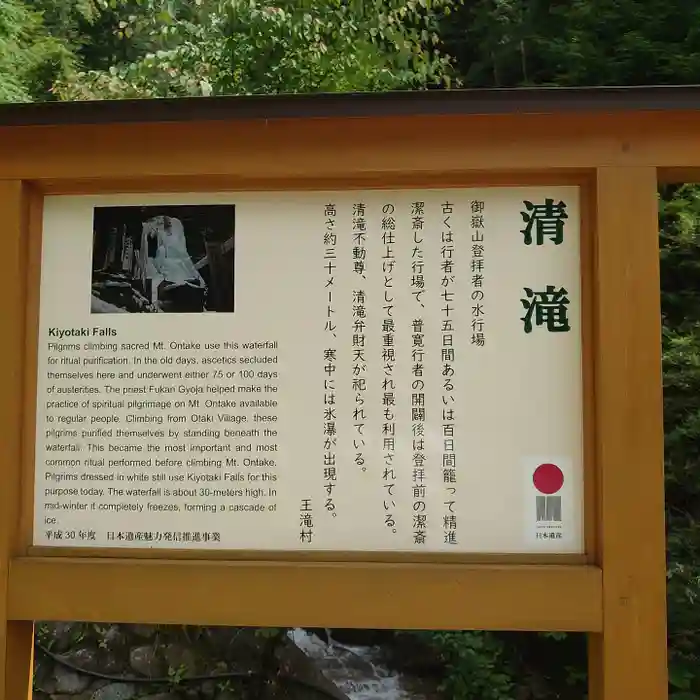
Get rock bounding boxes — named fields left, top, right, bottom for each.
left=50, top=694, right=93, bottom=700
left=276, top=637, right=350, bottom=700
left=129, top=624, right=158, bottom=639
left=90, top=683, right=136, bottom=700
left=215, top=693, right=238, bottom=700
left=41, top=675, right=58, bottom=695
left=96, top=650, right=126, bottom=676
left=34, top=658, right=57, bottom=694
left=314, top=628, right=391, bottom=647
left=205, top=629, right=264, bottom=671
left=95, top=626, right=129, bottom=675
left=129, top=645, right=166, bottom=678
left=382, top=632, right=444, bottom=674
left=65, top=648, right=101, bottom=673
left=90, top=680, right=111, bottom=692
left=54, top=664, right=92, bottom=694
left=140, top=694, right=179, bottom=700
left=163, top=644, right=198, bottom=677
left=92, top=625, right=130, bottom=676
left=47, top=623, right=85, bottom=653
left=200, top=680, right=218, bottom=698
left=101, top=625, right=128, bottom=651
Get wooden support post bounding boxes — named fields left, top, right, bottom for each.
left=588, top=167, right=668, bottom=699
left=0, top=180, right=34, bottom=700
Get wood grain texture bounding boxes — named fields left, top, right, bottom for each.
left=0, top=181, right=33, bottom=699
left=0, top=111, right=699, bottom=186
left=18, top=191, right=42, bottom=554
left=8, top=558, right=602, bottom=631
left=588, top=166, right=668, bottom=699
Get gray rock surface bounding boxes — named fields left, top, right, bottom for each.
left=129, top=645, right=166, bottom=678
left=54, top=665, right=91, bottom=694
left=90, top=684, right=136, bottom=700
left=33, top=622, right=358, bottom=700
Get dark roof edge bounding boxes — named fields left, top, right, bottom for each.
left=1, top=85, right=700, bottom=127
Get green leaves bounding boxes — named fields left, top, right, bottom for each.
left=657, top=182, right=700, bottom=699
left=444, top=0, right=700, bottom=88
left=414, top=630, right=515, bottom=700
left=0, top=0, right=74, bottom=102
left=53, top=0, right=461, bottom=100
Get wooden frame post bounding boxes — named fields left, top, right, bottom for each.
left=0, top=180, right=33, bottom=700
left=588, top=166, right=668, bottom=699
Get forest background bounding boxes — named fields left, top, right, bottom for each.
left=6, top=0, right=700, bottom=698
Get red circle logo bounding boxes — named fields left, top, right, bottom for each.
left=533, top=463, right=564, bottom=495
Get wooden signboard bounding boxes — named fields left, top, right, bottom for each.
left=0, top=85, right=675, bottom=699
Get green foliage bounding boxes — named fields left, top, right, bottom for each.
left=0, top=0, right=74, bottom=102
left=254, top=627, right=284, bottom=639
left=659, top=184, right=700, bottom=699
left=440, top=0, right=700, bottom=87
left=415, top=630, right=514, bottom=700
left=54, top=0, right=461, bottom=100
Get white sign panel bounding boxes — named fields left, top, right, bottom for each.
left=34, top=188, right=584, bottom=553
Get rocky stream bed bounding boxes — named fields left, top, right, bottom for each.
left=33, top=624, right=444, bottom=700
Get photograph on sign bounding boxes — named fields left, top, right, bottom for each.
left=34, top=188, right=584, bottom=553
left=90, top=204, right=235, bottom=314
